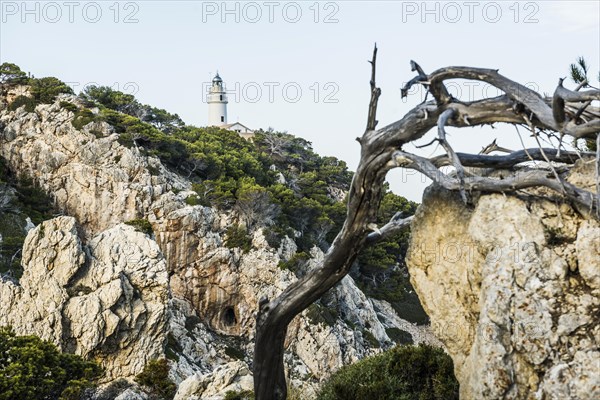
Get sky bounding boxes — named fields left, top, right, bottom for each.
left=1, top=0, right=599, bottom=201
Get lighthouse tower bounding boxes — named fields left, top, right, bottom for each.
left=207, top=72, right=228, bottom=126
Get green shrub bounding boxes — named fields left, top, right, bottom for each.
left=317, top=344, right=459, bottom=400
left=386, top=328, right=414, bottom=345
left=8, top=95, right=36, bottom=112
left=362, top=329, right=380, bottom=348
left=0, top=62, right=27, bottom=84
left=306, top=303, right=338, bottom=327
left=71, top=108, right=100, bottom=131
left=278, top=251, right=309, bottom=272
left=59, top=101, right=79, bottom=113
left=224, top=390, right=255, bottom=400
left=263, top=225, right=289, bottom=249
left=95, top=378, right=132, bottom=400
left=224, top=345, right=246, bottom=361
left=185, top=195, right=199, bottom=206
left=225, top=224, right=252, bottom=252
left=134, top=359, right=176, bottom=400
left=0, top=234, right=26, bottom=279
left=125, top=219, right=153, bottom=235
left=0, top=327, right=102, bottom=400
left=165, top=333, right=182, bottom=362
left=29, top=76, right=73, bottom=104
left=184, top=315, right=201, bottom=332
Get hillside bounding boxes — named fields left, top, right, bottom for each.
left=0, top=64, right=438, bottom=399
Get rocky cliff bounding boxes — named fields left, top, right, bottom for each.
left=0, top=86, right=439, bottom=398
left=407, top=163, right=600, bottom=399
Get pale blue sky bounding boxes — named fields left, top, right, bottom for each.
left=1, top=1, right=599, bottom=201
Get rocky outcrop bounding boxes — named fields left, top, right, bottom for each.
left=0, top=91, right=433, bottom=397
left=0, top=216, right=169, bottom=379
left=407, top=160, right=600, bottom=399
left=174, top=361, right=254, bottom=400
left=0, top=91, right=184, bottom=236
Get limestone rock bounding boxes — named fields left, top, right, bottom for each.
left=0, top=92, right=438, bottom=396
left=407, top=168, right=600, bottom=400
left=173, top=361, right=253, bottom=400
left=0, top=216, right=169, bottom=379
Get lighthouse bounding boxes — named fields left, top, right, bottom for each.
left=207, top=72, right=228, bottom=126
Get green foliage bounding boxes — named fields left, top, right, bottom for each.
left=57, top=85, right=356, bottom=253
left=29, top=77, right=73, bottom=104
left=8, top=95, right=36, bottom=112
left=568, top=57, right=599, bottom=162
left=0, top=327, right=102, bottom=400
left=0, top=163, right=55, bottom=280
left=184, top=315, right=201, bottom=332
left=184, top=194, right=201, bottom=206
left=352, top=191, right=428, bottom=324
left=82, top=85, right=137, bottom=114
left=82, top=85, right=184, bottom=133
left=362, top=329, right=380, bottom=348
left=95, top=379, right=132, bottom=400
left=224, top=345, right=246, bottom=361
left=164, top=333, right=182, bottom=362
left=278, top=251, right=309, bottom=272
left=316, top=344, right=459, bottom=400
left=125, top=219, right=153, bottom=235
left=262, top=225, right=290, bottom=249
left=386, top=328, right=414, bottom=345
left=71, top=108, right=101, bottom=131
left=0, top=62, right=27, bottom=84
left=224, top=390, right=255, bottom=400
left=59, top=101, right=79, bottom=113
left=134, top=359, right=176, bottom=400
left=225, top=224, right=253, bottom=252
left=4, top=67, right=72, bottom=112
left=0, top=234, right=26, bottom=279
left=306, top=302, right=338, bottom=327
left=570, top=56, right=589, bottom=84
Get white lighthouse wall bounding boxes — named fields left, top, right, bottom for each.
left=208, top=101, right=227, bottom=126
left=207, top=82, right=228, bottom=126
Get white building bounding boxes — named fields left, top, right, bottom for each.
left=207, top=72, right=254, bottom=138
left=207, top=72, right=228, bottom=126
left=221, top=122, right=254, bottom=140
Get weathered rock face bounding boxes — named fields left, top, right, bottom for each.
left=0, top=91, right=183, bottom=236
left=0, top=91, right=437, bottom=397
left=0, top=217, right=169, bottom=379
left=407, top=160, right=600, bottom=400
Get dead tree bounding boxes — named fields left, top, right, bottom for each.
left=253, top=46, right=600, bottom=399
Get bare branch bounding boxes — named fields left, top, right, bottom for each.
left=552, top=78, right=567, bottom=126
left=366, top=44, right=381, bottom=131
left=392, top=150, right=599, bottom=217
left=253, top=54, right=600, bottom=399
left=431, top=148, right=593, bottom=169
left=573, top=100, right=593, bottom=123
left=555, top=84, right=600, bottom=103
left=437, top=109, right=468, bottom=203
left=401, top=60, right=452, bottom=104
left=366, top=214, right=414, bottom=243
left=480, top=139, right=513, bottom=155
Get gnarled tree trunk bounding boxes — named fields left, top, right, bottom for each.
left=253, top=46, right=600, bottom=399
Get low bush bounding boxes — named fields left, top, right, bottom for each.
left=224, top=224, right=252, bottom=252
left=124, top=219, right=153, bottom=235
left=316, top=344, right=459, bottom=400
left=134, top=359, right=176, bottom=400
left=0, top=327, right=102, bottom=400
left=224, top=390, right=255, bottom=400
left=8, top=95, right=36, bottom=112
